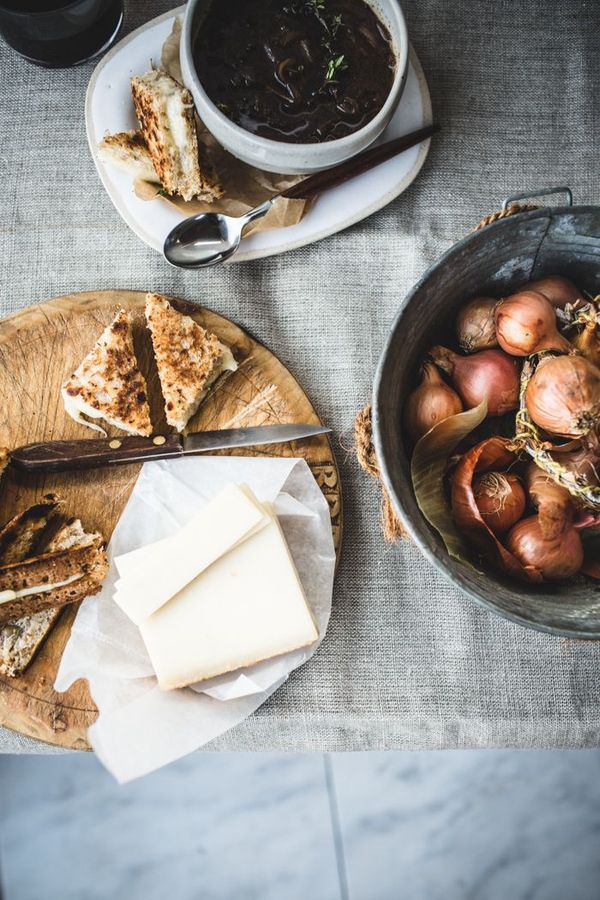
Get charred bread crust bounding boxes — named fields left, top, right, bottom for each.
left=62, top=309, right=153, bottom=437
left=0, top=495, right=65, bottom=566
left=145, top=293, right=227, bottom=430
left=131, top=70, right=222, bottom=202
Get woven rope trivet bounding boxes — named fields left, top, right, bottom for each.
left=354, top=404, right=406, bottom=541
left=355, top=203, right=538, bottom=541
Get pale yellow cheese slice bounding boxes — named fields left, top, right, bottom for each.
left=113, top=483, right=270, bottom=625
left=139, top=504, right=319, bottom=690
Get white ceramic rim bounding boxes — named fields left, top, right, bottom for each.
left=180, top=0, right=409, bottom=162
left=85, top=6, right=433, bottom=264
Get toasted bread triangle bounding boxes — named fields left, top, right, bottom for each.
left=145, top=294, right=237, bottom=433
left=131, top=70, right=222, bottom=202
left=62, top=309, right=152, bottom=437
left=0, top=504, right=108, bottom=675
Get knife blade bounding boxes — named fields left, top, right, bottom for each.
left=10, top=424, right=332, bottom=474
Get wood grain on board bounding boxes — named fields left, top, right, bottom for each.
left=0, top=291, right=342, bottom=750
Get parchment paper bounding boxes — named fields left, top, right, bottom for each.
left=55, top=456, right=336, bottom=783
left=133, top=18, right=310, bottom=235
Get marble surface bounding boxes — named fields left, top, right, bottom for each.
left=2, top=751, right=600, bottom=900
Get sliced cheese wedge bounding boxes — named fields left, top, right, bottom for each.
left=139, top=504, right=319, bottom=690
left=113, top=483, right=270, bottom=625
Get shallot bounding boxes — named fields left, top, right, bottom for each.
left=404, top=362, right=463, bottom=443
left=524, top=462, right=572, bottom=539
left=456, top=297, right=498, bottom=353
left=495, top=290, right=571, bottom=356
left=506, top=515, right=583, bottom=580
left=572, top=312, right=600, bottom=368
left=525, top=354, right=600, bottom=439
left=472, top=472, right=526, bottom=535
left=429, top=346, right=520, bottom=416
left=526, top=275, right=582, bottom=309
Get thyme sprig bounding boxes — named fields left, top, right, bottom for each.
left=325, top=53, right=347, bottom=83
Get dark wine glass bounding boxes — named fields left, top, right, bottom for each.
left=0, top=0, right=124, bottom=68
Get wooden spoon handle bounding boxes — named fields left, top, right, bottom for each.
left=280, top=123, right=439, bottom=201
left=10, top=435, right=183, bottom=473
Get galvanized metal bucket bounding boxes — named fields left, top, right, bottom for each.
left=373, top=188, right=600, bottom=638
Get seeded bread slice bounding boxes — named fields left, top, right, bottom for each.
left=0, top=495, right=64, bottom=565
left=131, top=70, right=222, bottom=202
left=0, top=535, right=107, bottom=626
left=0, top=519, right=97, bottom=678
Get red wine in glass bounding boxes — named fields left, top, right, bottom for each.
left=0, top=0, right=124, bottom=68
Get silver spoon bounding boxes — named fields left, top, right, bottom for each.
left=163, top=124, right=439, bottom=269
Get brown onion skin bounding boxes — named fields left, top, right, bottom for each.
left=524, top=462, right=572, bottom=539
left=429, top=346, right=520, bottom=417
left=525, top=354, right=600, bottom=438
left=559, top=446, right=600, bottom=487
left=473, top=472, right=526, bottom=535
left=573, top=321, right=600, bottom=368
left=404, top=362, right=463, bottom=443
left=495, top=290, right=572, bottom=356
left=451, top=436, right=542, bottom=582
left=456, top=297, right=498, bottom=353
left=525, top=275, right=582, bottom=309
left=506, top=515, right=583, bottom=580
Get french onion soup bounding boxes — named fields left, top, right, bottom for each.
left=193, top=0, right=396, bottom=144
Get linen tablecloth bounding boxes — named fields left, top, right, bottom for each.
left=1, top=0, right=599, bottom=753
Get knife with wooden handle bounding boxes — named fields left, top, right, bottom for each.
left=9, top=424, right=331, bottom=474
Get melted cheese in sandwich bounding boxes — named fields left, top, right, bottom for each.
left=0, top=573, right=83, bottom=605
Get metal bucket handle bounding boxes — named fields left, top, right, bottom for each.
left=502, top=186, right=573, bottom=210
left=473, top=186, right=574, bottom=232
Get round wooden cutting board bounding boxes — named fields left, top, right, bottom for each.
left=0, top=291, right=342, bottom=750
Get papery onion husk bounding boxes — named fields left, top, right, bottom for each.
left=451, top=437, right=542, bottom=582
left=411, top=400, right=488, bottom=562
left=473, top=472, right=526, bottom=535
left=515, top=356, right=600, bottom=511
left=429, top=346, right=520, bottom=417
left=404, top=361, right=463, bottom=443
left=506, top=515, right=583, bottom=581
left=524, top=461, right=573, bottom=540
left=572, top=313, right=600, bottom=368
left=559, top=446, right=600, bottom=487
left=525, top=275, right=583, bottom=309
left=456, top=297, right=498, bottom=353
left=525, top=353, right=600, bottom=439
left=495, top=290, right=572, bottom=356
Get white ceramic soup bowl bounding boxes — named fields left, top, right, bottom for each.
left=180, top=0, right=409, bottom=175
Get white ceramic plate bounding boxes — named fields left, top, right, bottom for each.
left=86, top=6, right=433, bottom=264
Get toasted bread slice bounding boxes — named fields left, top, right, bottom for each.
left=145, top=293, right=237, bottom=432
left=0, top=495, right=65, bottom=566
left=98, top=130, right=158, bottom=183
left=62, top=309, right=152, bottom=437
left=0, top=531, right=108, bottom=626
left=131, top=70, right=222, bottom=202
left=0, top=517, right=105, bottom=677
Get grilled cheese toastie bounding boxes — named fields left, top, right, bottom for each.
left=0, top=497, right=108, bottom=675
left=98, top=130, right=158, bottom=183
left=145, top=293, right=238, bottom=432
left=62, top=309, right=153, bottom=437
left=131, top=70, right=222, bottom=203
